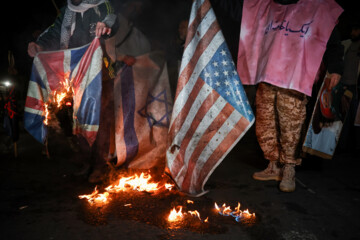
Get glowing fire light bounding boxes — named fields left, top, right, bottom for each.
left=78, top=172, right=255, bottom=227
left=188, top=210, right=201, bottom=220
left=167, top=207, right=207, bottom=223
left=168, top=207, right=184, bottom=222
left=105, top=173, right=160, bottom=193
left=214, top=203, right=232, bottom=216
left=214, top=202, right=255, bottom=222
left=53, top=78, right=73, bottom=108
left=78, top=187, right=111, bottom=205
left=79, top=172, right=174, bottom=206
left=43, top=103, right=49, bottom=125
left=55, top=91, right=67, bottom=108
left=165, top=183, right=174, bottom=190
left=43, top=77, right=73, bottom=125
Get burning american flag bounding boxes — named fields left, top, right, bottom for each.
left=166, top=0, right=254, bottom=196
left=24, top=38, right=103, bottom=145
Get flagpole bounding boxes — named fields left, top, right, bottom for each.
left=51, top=0, right=60, bottom=15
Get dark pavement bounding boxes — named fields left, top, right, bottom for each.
left=1, top=120, right=360, bottom=240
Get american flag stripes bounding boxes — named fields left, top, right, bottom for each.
left=24, top=38, right=103, bottom=145
left=166, top=0, right=254, bottom=196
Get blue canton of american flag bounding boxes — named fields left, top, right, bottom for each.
left=200, top=42, right=253, bottom=121
left=166, top=0, right=254, bottom=196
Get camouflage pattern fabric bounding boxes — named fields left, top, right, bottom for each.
left=255, top=83, right=307, bottom=165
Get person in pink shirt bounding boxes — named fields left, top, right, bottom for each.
left=212, top=0, right=344, bottom=192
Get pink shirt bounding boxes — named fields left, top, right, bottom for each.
left=237, top=0, right=343, bottom=96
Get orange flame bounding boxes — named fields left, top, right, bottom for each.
left=214, top=203, right=232, bottom=216
left=55, top=91, right=67, bottom=108
left=105, top=172, right=159, bottom=193
left=79, top=172, right=174, bottom=206
left=187, top=200, right=194, bottom=204
left=214, top=202, right=255, bottom=221
left=78, top=187, right=111, bottom=205
left=165, top=183, right=174, bottom=190
left=242, top=209, right=256, bottom=218
left=43, top=77, right=73, bottom=125
left=168, top=207, right=184, bottom=222
left=188, top=210, right=201, bottom=220
left=53, top=78, right=73, bottom=108
left=43, top=103, right=49, bottom=125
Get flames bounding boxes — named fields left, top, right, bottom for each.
left=166, top=201, right=255, bottom=224
left=168, top=206, right=184, bottom=222
left=53, top=77, right=73, bottom=108
left=78, top=187, right=111, bottom=205
left=214, top=202, right=255, bottom=222
left=43, top=103, right=49, bottom=125
left=78, top=172, right=256, bottom=225
left=43, top=77, right=73, bottom=125
left=167, top=207, right=204, bottom=222
left=105, top=173, right=160, bottom=193
left=79, top=172, right=172, bottom=206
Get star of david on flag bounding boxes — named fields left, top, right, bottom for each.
left=166, top=0, right=254, bottom=196
left=113, top=52, right=173, bottom=169
left=138, top=90, right=172, bottom=128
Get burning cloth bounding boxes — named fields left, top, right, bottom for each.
left=166, top=0, right=254, bottom=196
left=24, top=38, right=103, bottom=145
left=113, top=52, right=173, bottom=169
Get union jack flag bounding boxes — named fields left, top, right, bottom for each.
left=166, top=0, right=255, bottom=196
left=24, top=38, right=103, bottom=145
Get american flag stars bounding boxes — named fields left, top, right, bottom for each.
left=166, top=0, right=254, bottom=196
left=199, top=43, right=254, bottom=121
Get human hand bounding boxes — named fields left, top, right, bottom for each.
left=327, top=73, right=341, bottom=90
left=96, top=22, right=111, bottom=37
left=28, top=42, right=43, bottom=57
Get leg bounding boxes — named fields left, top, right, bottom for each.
left=253, top=83, right=282, bottom=181
left=277, top=88, right=307, bottom=192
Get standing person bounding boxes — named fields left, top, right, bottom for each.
left=27, top=0, right=118, bottom=183
left=338, top=22, right=360, bottom=155
left=213, top=0, right=344, bottom=192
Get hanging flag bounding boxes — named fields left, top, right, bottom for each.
left=114, top=52, right=173, bottom=169
left=166, top=0, right=254, bottom=196
left=24, top=38, right=103, bottom=145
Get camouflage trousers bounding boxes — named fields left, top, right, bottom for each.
left=255, top=83, right=308, bottom=165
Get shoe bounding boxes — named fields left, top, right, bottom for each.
left=74, top=163, right=90, bottom=176
left=253, top=161, right=282, bottom=181
left=88, top=168, right=107, bottom=183
left=279, top=164, right=296, bottom=192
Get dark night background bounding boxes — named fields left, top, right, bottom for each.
left=0, top=0, right=359, bottom=102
